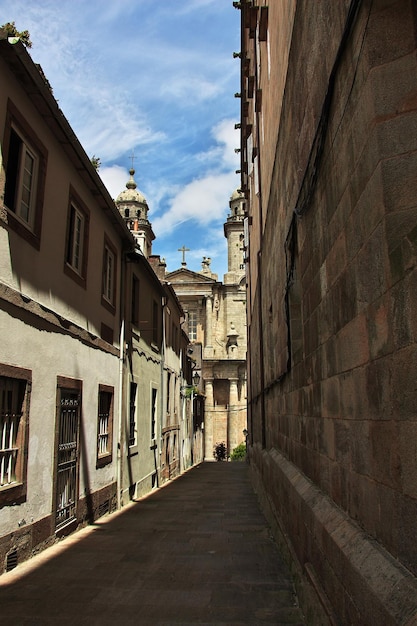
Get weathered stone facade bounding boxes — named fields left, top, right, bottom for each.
left=151, top=190, right=247, bottom=460
left=240, top=0, right=417, bottom=623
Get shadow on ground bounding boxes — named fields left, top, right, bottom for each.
left=0, top=462, right=305, bottom=625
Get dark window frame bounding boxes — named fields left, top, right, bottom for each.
left=2, top=99, right=48, bottom=250
left=152, top=300, right=159, bottom=345
left=151, top=387, right=157, bottom=441
left=0, top=364, right=31, bottom=508
left=64, top=186, right=90, bottom=288
left=53, top=376, right=82, bottom=533
left=131, top=274, right=140, bottom=326
left=96, top=384, right=114, bottom=468
left=101, top=235, right=117, bottom=313
left=129, top=381, right=137, bottom=448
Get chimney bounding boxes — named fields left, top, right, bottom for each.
left=148, top=255, right=167, bottom=280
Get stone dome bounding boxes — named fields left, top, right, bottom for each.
left=230, top=188, right=245, bottom=202
left=116, top=168, right=148, bottom=206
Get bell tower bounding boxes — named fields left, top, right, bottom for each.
left=115, top=168, right=155, bottom=258
left=223, top=189, right=245, bottom=284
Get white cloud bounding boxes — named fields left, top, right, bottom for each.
left=213, top=119, right=241, bottom=169
left=99, top=165, right=130, bottom=200
left=74, top=93, right=165, bottom=162
left=152, top=171, right=237, bottom=236
left=151, top=118, right=239, bottom=235
left=175, top=0, right=221, bottom=16
left=3, top=0, right=240, bottom=277
left=160, top=76, right=221, bottom=103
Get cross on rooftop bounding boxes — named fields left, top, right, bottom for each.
left=178, top=245, right=190, bottom=266
left=129, top=150, right=138, bottom=170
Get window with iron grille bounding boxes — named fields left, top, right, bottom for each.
left=0, top=366, right=31, bottom=508
left=0, top=380, right=24, bottom=486
left=129, top=382, right=137, bottom=447
left=55, top=383, right=81, bottom=530
left=3, top=100, right=47, bottom=249
left=97, top=385, right=113, bottom=467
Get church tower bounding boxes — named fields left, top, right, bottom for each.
left=223, top=189, right=245, bottom=285
left=116, top=168, right=155, bottom=258
left=146, top=187, right=248, bottom=460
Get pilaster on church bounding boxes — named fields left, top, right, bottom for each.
left=204, top=379, right=214, bottom=459
left=227, top=377, right=239, bottom=454
left=204, top=294, right=214, bottom=358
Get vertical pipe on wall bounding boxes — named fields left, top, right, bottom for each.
left=117, top=319, right=124, bottom=511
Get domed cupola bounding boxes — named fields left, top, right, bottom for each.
left=228, top=188, right=245, bottom=219
left=116, top=167, right=155, bottom=258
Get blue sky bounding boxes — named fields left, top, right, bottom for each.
left=2, top=0, right=241, bottom=278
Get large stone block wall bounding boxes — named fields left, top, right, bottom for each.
left=250, top=443, right=417, bottom=625
left=245, top=0, right=417, bottom=622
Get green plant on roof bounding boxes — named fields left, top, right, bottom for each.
left=1, top=22, right=32, bottom=48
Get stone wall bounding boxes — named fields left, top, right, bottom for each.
left=243, top=0, right=417, bottom=622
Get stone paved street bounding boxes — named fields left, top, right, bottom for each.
left=0, top=463, right=305, bottom=625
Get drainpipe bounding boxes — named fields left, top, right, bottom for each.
left=160, top=295, right=167, bottom=485
left=117, top=318, right=124, bottom=510
left=117, top=246, right=129, bottom=510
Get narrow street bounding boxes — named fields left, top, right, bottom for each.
left=0, top=462, right=305, bottom=625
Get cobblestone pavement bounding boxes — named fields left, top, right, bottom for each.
left=0, top=462, right=305, bottom=625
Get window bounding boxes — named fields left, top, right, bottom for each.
left=67, top=205, right=85, bottom=272
left=55, top=379, right=81, bottom=530
left=151, top=388, right=157, bottom=441
left=102, top=237, right=117, bottom=311
left=171, top=320, right=175, bottom=351
left=7, top=129, right=36, bottom=226
left=152, top=300, right=159, bottom=345
left=3, top=100, right=47, bottom=249
left=64, top=188, right=89, bottom=287
left=100, top=322, right=114, bottom=345
left=131, top=275, right=140, bottom=326
left=0, top=366, right=31, bottom=507
left=173, top=324, right=178, bottom=354
left=173, top=434, right=177, bottom=460
left=188, top=311, right=197, bottom=341
left=97, top=385, right=114, bottom=467
left=129, top=382, right=137, bottom=447
left=166, top=372, right=171, bottom=417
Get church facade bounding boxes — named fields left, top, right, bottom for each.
left=150, top=190, right=248, bottom=460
